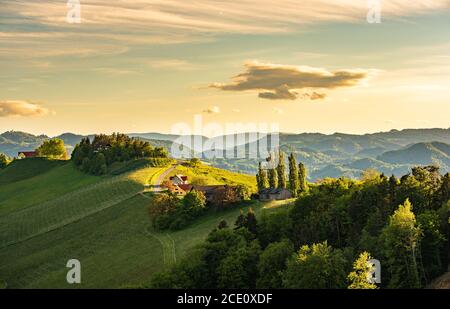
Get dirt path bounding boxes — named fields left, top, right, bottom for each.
left=150, top=164, right=178, bottom=192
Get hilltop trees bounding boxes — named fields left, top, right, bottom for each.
left=256, top=152, right=308, bottom=198
left=36, top=138, right=68, bottom=160
left=72, top=133, right=169, bottom=175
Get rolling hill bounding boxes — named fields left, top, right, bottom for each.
left=0, top=158, right=264, bottom=288
left=378, top=142, right=450, bottom=167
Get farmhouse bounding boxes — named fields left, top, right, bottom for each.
left=166, top=183, right=240, bottom=203
left=192, top=185, right=239, bottom=203
left=170, top=185, right=188, bottom=197
left=259, top=188, right=292, bottom=201
left=170, top=174, right=189, bottom=185
left=17, top=151, right=37, bottom=159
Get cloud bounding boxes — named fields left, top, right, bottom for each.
left=203, top=106, right=221, bottom=114
left=0, top=0, right=448, bottom=60
left=305, top=92, right=327, bottom=100
left=0, top=100, right=50, bottom=117
left=145, top=59, right=197, bottom=71
left=3, top=1, right=448, bottom=35
left=210, top=61, right=372, bottom=100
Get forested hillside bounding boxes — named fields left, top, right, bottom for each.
left=150, top=166, right=450, bottom=289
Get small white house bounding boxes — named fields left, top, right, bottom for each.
left=169, top=174, right=189, bottom=185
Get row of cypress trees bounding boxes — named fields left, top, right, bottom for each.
left=256, top=151, right=308, bottom=197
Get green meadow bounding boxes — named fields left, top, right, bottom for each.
left=0, top=158, right=270, bottom=288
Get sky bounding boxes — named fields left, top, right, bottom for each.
left=0, top=0, right=449, bottom=137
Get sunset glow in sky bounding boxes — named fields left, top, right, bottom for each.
left=0, top=0, right=449, bottom=136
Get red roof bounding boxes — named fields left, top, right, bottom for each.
left=178, top=184, right=193, bottom=191
left=18, top=151, right=36, bottom=158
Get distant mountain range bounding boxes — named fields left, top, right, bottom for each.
left=1, top=128, right=449, bottom=180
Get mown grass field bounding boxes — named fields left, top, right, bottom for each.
left=0, top=159, right=272, bottom=288
left=0, top=159, right=101, bottom=216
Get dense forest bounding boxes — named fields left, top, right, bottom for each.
left=149, top=164, right=449, bottom=289
left=71, top=133, right=169, bottom=175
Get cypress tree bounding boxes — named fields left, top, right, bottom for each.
left=257, top=162, right=269, bottom=191
left=246, top=208, right=258, bottom=235
left=288, top=153, right=299, bottom=197
left=234, top=209, right=247, bottom=230
left=298, top=162, right=308, bottom=194
left=268, top=168, right=278, bottom=189
left=277, top=151, right=287, bottom=189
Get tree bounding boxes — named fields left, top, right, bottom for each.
left=0, top=153, right=10, bottom=169
left=36, top=138, right=68, bottom=159
left=388, top=174, right=399, bottom=203
left=236, top=184, right=251, bottom=200
left=417, top=210, right=446, bottom=283
left=276, top=151, right=286, bottom=189
left=148, top=193, right=180, bottom=225
left=256, top=162, right=269, bottom=191
left=189, top=158, right=201, bottom=167
left=72, top=137, right=91, bottom=165
left=361, top=169, right=381, bottom=183
left=183, top=190, right=206, bottom=216
left=438, top=173, right=450, bottom=206
left=298, top=162, right=308, bottom=194
left=347, top=252, right=378, bottom=289
left=381, top=199, right=422, bottom=288
left=89, top=152, right=107, bottom=175
left=217, top=220, right=228, bottom=229
left=234, top=209, right=247, bottom=230
left=246, top=208, right=258, bottom=235
left=217, top=240, right=261, bottom=289
left=288, top=153, right=299, bottom=197
left=283, top=241, right=347, bottom=289
left=257, top=239, right=294, bottom=288
left=268, top=168, right=278, bottom=189
left=212, top=186, right=238, bottom=209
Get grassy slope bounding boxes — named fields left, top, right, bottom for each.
left=168, top=163, right=257, bottom=191
left=0, top=161, right=269, bottom=288
left=0, top=160, right=101, bottom=216
left=0, top=195, right=274, bottom=288
left=0, top=164, right=164, bottom=248
left=0, top=158, right=64, bottom=185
